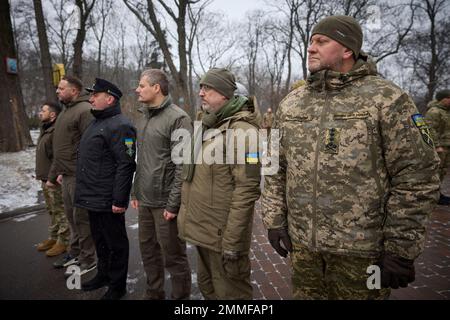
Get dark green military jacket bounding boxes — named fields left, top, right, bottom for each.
left=49, top=92, right=93, bottom=182
left=35, top=120, right=56, bottom=181
left=131, top=97, right=192, bottom=213
left=262, top=57, right=440, bottom=260
left=178, top=96, right=262, bottom=254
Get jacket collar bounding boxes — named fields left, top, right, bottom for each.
left=307, top=55, right=378, bottom=92
left=41, top=119, right=56, bottom=132
left=91, top=102, right=121, bottom=119
left=63, top=90, right=91, bottom=108
left=138, top=96, right=172, bottom=117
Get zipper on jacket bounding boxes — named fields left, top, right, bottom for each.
left=311, top=90, right=329, bottom=251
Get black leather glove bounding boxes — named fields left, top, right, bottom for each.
left=377, top=252, right=415, bottom=289
left=268, top=228, right=293, bottom=258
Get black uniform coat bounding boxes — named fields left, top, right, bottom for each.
left=74, top=103, right=136, bottom=212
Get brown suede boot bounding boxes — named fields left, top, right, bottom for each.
left=37, top=239, right=56, bottom=252
left=46, top=241, right=67, bottom=257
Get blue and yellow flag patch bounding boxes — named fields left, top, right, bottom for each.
left=124, top=138, right=135, bottom=157
left=245, top=152, right=259, bottom=164
left=412, top=114, right=434, bottom=148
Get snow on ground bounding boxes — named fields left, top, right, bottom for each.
left=0, top=130, right=42, bottom=214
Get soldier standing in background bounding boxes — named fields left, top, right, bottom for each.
left=35, top=102, right=69, bottom=257
left=262, top=15, right=440, bottom=299
left=425, top=90, right=450, bottom=205
left=262, top=108, right=273, bottom=134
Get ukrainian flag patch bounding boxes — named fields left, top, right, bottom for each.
left=412, top=114, right=434, bottom=148
left=245, top=152, right=259, bottom=164
left=124, top=138, right=135, bottom=157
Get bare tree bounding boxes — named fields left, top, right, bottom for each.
left=47, top=0, right=77, bottom=69
left=401, top=0, right=450, bottom=104
left=242, top=10, right=265, bottom=96
left=123, top=0, right=200, bottom=119
left=194, top=11, right=238, bottom=75
left=187, top=0, right=211, bottom=102
left=0, top=0, right=32, bottom=152
left=72, top=0, right=96, bottom=79
left=262, top=22, right=288, bottom=111
left=33, top=0, right=57, bottom=102
left=89, top=0, right=113, bottom=77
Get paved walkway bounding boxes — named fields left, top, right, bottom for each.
left=249, top=199, right=450, bottom=300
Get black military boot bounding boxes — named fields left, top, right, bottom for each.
left=101, top=287, right=126, bottom=300
left=438, top=193, right=450, bottom=205
left=81, top=275, right=109, bottom=291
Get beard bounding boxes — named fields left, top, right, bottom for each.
left=308, top=57, right=344, bottom=73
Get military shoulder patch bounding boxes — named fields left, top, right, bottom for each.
left=245, top=152, right=259, bottom=164
left=124, top=138, right=135, bottom=157
left=411, top=114, right=434, bottom=148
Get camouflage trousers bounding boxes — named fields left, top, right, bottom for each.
left=42, top=182, right=69, bottom=245
left=291, top=244, right=390, bottom=300
left=437, top=149, right=450, bottom=182
left=196, top=246, right=252, bottom=300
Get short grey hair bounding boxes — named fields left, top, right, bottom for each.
left=140, top=69, right=169, bottom=96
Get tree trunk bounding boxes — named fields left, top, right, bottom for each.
left=0, top=1, right=32, bottom=152
left=33, top=0, right=57, bottom=102
left=73, top=0, right=95, bottom=79
left=72, top=0, right=85, bottom=79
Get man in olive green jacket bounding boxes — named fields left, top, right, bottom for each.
left=425, top=89, right=450, bottom=205
left=50, top=75, right=96, bottom=275
left=132, top=69, right=192, bottom=300
left=178, top=68, right=262, bottom=300
left=35, top=101, right=69, bottom=257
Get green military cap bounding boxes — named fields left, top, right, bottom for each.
left=311, top=15, right=363, bottom=59
left=200, top=68, right=237, bottom=99
left=436, top=89, right=450, bottom=101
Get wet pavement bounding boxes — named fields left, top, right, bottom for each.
left=0, top=191, right=449, bottom=300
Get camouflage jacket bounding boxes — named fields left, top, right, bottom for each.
left=425, top=100, right=450, bottom=147
left=261, top=58, right=440, bottom=260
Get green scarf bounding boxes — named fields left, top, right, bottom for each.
left=182, top=95, right=248, bottom=182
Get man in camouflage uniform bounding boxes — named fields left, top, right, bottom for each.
left=35, top=102, right=70, bottom=257
left=261, top=15, right=440, bottom=300
left=262, top=108, right=274, bottom=133
left=178, top=68, right=261, bottom=299
left=425, top=90, right=450, bottom=205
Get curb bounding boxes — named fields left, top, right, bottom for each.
left=0, top=204, right=46, bottom=221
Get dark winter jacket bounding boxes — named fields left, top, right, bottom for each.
left=74, top=103, right=136, bottom=212
left=49, top=92, right=94, bottom=182
left=131, top=97, right=192, bottom=213
left=35, top=120, right=56, bottom=181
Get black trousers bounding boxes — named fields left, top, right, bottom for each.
left=88, top=210, right=129, bottom=291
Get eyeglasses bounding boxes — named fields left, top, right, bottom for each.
left=199, top=84, right=212, bottom=93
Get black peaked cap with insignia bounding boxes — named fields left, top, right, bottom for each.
left=86, top=78, right=123, bottom=99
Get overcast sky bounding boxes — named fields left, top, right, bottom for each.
left=207, top=0, right=266, bottom=21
